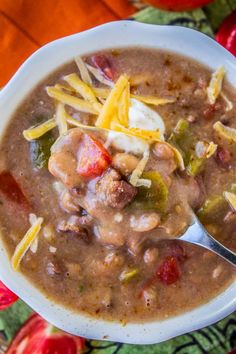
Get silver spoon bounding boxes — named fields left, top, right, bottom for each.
left=179, top=214, right=236, bottom=267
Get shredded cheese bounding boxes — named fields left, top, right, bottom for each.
left=93, top=86, right=175, bottom=107
left=95, top=75, right=129, bottom=128
left=54, top=83, right=75, bottom=94
left=66, top=116, right=103, bottom=132
left=74, top=56, right=92, bottom=85
left=23, top=118, right=56, bottom=141
left=11, top=216, right=43, bottom=271
left=118, top=81, right=130, bottom=127
left=29, top=214, right=39, bottom=253
left=223, top=191, right=236, bottom=212
left=63, top=73, right=102, bottom=112
left=206, top=142, right=217, bottom=158
left=55, top=103, right=68, bottom=135
left=46, top=87, right=97, bottom=114
left=86, top=64, right=114, bottom=87
left=213, top=121, right=236, bottom=143
left=93, top=87, right=110, bottom=98
left=207, top=66, right=225, bottom=104
left=130, top=149, right=150, bottom=186
left=136, top=178, right=152, bottom=188
left=221, top=92, right=233, bottom=112
left=131, top=95, right=175, bottom=106
left=111, top=122, right=161, bottom=142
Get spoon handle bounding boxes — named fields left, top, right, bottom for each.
left=180, top=220, right=236, bottom=267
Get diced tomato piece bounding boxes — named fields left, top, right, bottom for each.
left=203, top=102, right=222, bottom=120
left=0, top=171, right=29, bottom=206
left=77, top=134, right=112, bottom=178
left=216, top=11, right=236, bottom=57
left=168, top=243, right=187, bottom=262
left=157, top=256, right=181, bottom=285
left=216, top=146, right=231, bottom=168
left=91, top=55, right=114, bottom=81
left=7, top=313, right=85, bottom=354
left=0, top=281, right=18, bottom=310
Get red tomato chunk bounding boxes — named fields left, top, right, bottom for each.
left=77, top=134, right=112, bottom=178
left=0, top=281, right=18, bottom=310
left=157, top=256, right=181, bottom=285
left=91, top=55, right=114, bottom=81
left=0, top=171, right=29, bottom=206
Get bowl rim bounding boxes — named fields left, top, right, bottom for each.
left=0, top=20, right=236, bottom=345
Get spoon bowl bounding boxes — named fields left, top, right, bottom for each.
left=180, top=214, right=236, bottom=267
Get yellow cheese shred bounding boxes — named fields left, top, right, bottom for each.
left=46, top=87, right=98, bottom=114
left=95, top=75, right=129, bottom=129
left=54, top=83, right=76, bottom=94
left=206, top=142, right=217, bottom=158
left=130, top=95, right=175, bottom=106
left=213, top=121, right=236, bottom=143
left=111, top=122, right=161, bottom=141
left=74, top=56, right=92, bottom=85
left=23, top=118, right=56, bottom=141
left=63, top=73, right=102, bottom=112
left=118, top=81, right=130, bottom=127
left=130, top=149, right=150, bottom=187
left=221, top=92, right=233, bottom=112
left=93, top=87, right=175, bottom=106
left=55, top=103, right=68, bottom=135
left=207, top=66, right=225, bottom=105
left=11, top=216, right=43, bottom=271
left=223, top=191, right=236, bottom=212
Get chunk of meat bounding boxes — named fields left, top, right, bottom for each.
left=57, top=215, right=89, bottom=241
left=46, top=259, right=64, bottom=277
left=96, top=169, right=137, bottom=209
left=60, top=190, right=81, bottom=213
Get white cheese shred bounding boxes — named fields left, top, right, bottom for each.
left=74, top=56, right=92, bottom=85
left=207, top=66, right=225, bottom=105
left=129, top=149, right=150, bottom=187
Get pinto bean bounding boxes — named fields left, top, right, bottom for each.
left=153, top=142, right=174, bottom=160
left=144, top=248, right=159, bottom=264
left=130, top=213, right=160, bottom=232
left=112, top=153, right=139, bottom=176
left=49, top=151, right=81, bottom=189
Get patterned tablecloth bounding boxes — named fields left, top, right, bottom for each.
left=1, top=1, right=236, bottom=353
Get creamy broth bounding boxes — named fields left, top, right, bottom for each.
left=0, top=48, right=235, bottom=323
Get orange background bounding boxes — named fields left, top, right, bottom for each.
left=0, top=0, right=135, bottom=87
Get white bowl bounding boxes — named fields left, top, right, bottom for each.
left=0, top=21, right=236, bottom=345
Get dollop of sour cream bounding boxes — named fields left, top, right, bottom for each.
left=129, top=99, right=165, bottom=138
left=107, top=98, right=165, bottom=155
